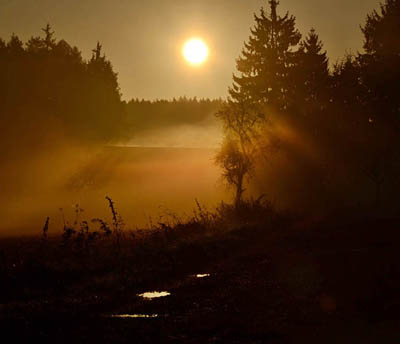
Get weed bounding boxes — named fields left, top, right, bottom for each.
left=42, top=217, right=50, bottom=239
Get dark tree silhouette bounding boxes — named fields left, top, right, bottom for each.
left=0, top=25, right=126, bottom=164
left=215, top=138, right=253, bottom=207
left=359, top=0, right=400, bottom=129
left=230, top=0, right=301, bottom=113
left=125, top=97, right=222, bottom=134
left=297, top=29, right=329, bottom=115
left=356, top=0, right=400, bottom=207
left=216, top=0, right=302, bottom=205
left=216, top=99, right=262, bottom=206
left=42, top=23, right=56, bottom=51
left=216, top=0, right=400, bottom=213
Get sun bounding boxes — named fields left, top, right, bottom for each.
left=183, top=38, right=209, bottom=66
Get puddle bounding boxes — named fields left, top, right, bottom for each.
left=110, top=314, right=159, bottom=318
left=195, top=274, right=211, bottom=278
left=138, top=291, right=171, bottom=299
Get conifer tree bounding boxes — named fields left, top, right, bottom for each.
left=0, top=38, right=5, bottom=51
left=362, top=0, right=400, bottom=57
left=7, top=34, right=24, bottom=54
left=357, top=0, right=400, bottom=206
left=216, top=0, right=302, bottom=205
left=42, top=24, right=56, bottom=51
left=230, top=0, right=301, bottom=113
left=298, top=28, right=329, bottom=108
left=359, top=0, right=400, bottom=127
left=0, top=27, right=126, bottom=151
left=86, top=41, right=124, bottom=140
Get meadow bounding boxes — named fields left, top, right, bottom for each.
left=1, top=145, right=226, bottom=236
left=1, top=197, right=399, bottom=343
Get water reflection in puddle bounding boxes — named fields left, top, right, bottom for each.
left=138, top=291, right=171, bottom=299
left=110, top=314, right=159, bottom=318
left=195, top=274, right=211, bottom=278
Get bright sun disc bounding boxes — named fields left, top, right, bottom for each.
left=183, top=39, right=208, bottom=65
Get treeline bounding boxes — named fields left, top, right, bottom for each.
left=0, top=24, right=223, bottom=157
left=125, top=97, right=222, bottom=133
left=217, top=0, right=400, bottom=214
left=0, top=25, right=125, bottom=161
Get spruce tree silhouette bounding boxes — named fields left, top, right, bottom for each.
left=0, top=25, right=125, bottom=165
left=230, top=0, right=301, bottom=113
left=215, top=0, right=400, bottom=212
left=360, top=0, right=400, bottom=128
left=216, top=0, right=302, bottom=205
left=356, top=0, right=400, bottom=208
left=297, top=29, right=329, bottom=115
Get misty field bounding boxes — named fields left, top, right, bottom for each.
left=1, top=146, right=227, bottom=236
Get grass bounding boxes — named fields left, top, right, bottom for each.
left=2, top=197, right=400, bottom=343
left=0, top=197, right=289, bottom=305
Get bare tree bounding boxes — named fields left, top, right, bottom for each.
left=216, top=138, right=252, bottom=207
left=216, top=99, right=263, bottom=207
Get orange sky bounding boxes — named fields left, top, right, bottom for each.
left=0, top=0, right=380, bottom=100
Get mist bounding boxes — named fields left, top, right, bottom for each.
left=0, top=31, right=228, bottom=237
left=0, top=124, right=227, bottom=237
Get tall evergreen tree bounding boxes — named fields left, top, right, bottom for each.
left=42, top=24, right=56, bottom=51
left=359, top=0, right=400, bottom=128
left=86, top=41, right=125, bottom=140
left=7, top=34, right=24, bottom=54
left=0, top=26, right=126, bottom=153
left=230, top=0, right=301, bottom=113
left=356, top=0, right=400, bottom=206
left=216, top=0, right=302, bottom=205
left=298, top=28, right=329, bottom=109
left=362, top=0, right=400, bottom=57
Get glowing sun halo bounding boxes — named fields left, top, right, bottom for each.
left=183, top=38, right=209, bottom=65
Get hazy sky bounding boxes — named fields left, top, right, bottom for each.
left=0, top=0, right=381, bottom=100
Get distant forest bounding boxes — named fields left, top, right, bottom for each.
left=0, top=25, right=125, bottom=162
left=125, top=98, right=222, bottom=133
left=0, top=25, right=221, bottom=160
left=1, top=0, right=400, bottom=215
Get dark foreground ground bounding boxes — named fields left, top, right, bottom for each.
left=0, top=213, right=399, bottom=343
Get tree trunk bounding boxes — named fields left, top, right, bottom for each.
left=235, top=173, right=244, bottom=208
